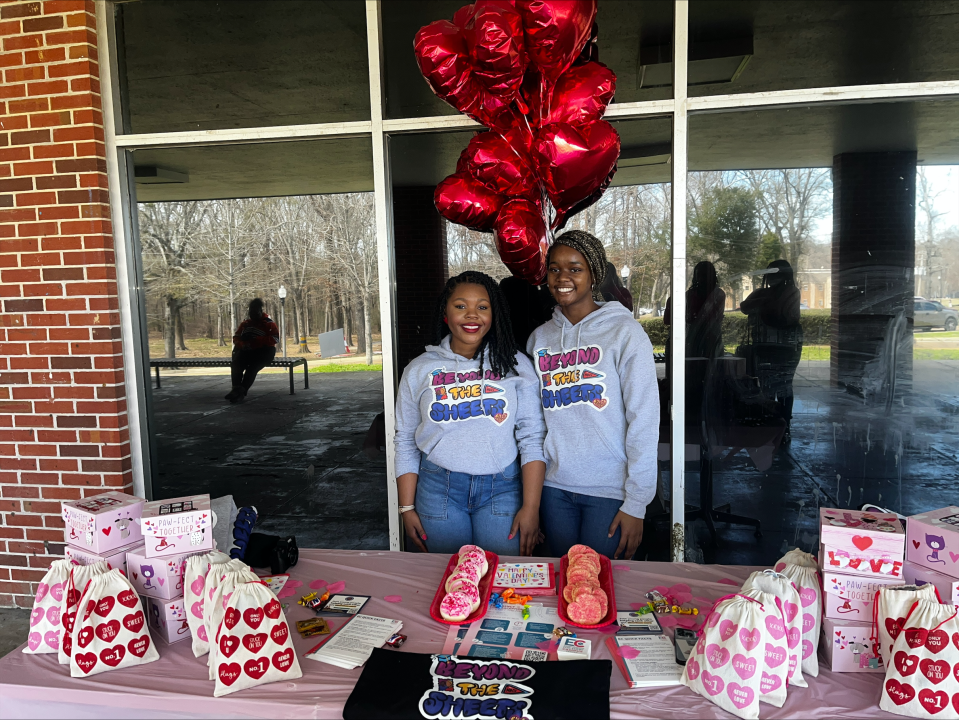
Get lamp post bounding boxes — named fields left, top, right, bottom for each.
left=278, top=285, right=287, bottom=358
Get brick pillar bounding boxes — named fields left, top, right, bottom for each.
left=0, top=0, right=132, bottom=608
left=830, top=152, right=916, bottom=396
left=393, top=186, right=448, bottom=372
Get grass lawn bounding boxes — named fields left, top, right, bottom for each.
left=648, top=345, right=959, bottom=362
left=309, top=363, right=382, bottom=373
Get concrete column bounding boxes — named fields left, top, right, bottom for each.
left=830, top=151, right=916, bottom=398
left=393, top=186, right=449, bottom=372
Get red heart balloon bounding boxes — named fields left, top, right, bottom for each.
left=456, top=129, right=538, bottom=198
left=542, top=61, right=616, bottom=127
left=533, top=119, right=620, bottom=213
left=414, top=14, right=518, bottom=131
left=493, top=198, right=549, bottom=284
left=434, top=172, right=507, bottom=232
left=516, top=0, right=597, bottom=86
left=553, top=162, right=615, bottom=231
left=414, top=20, right=473, bottom=102
left=461, top=1, right=527, bottom=101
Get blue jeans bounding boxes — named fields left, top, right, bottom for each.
left=540, top=486, right=623, bottom=559
left=415, top=455, right=522, bottom=556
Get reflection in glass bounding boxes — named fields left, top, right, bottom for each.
left=685, top=101, right=959, bottom=566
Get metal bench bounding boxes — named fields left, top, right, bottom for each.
left=148, top=357, right=309, bottom=395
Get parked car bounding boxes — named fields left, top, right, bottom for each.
left=914, top=300, right=959, bottom=331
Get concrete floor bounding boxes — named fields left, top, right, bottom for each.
left=150, top=369, right=389, bottom=551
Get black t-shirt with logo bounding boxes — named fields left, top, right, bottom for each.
left=344, top=648, right=611, bottom=720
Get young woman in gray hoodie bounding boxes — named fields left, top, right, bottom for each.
left=527, top=231, right=659, bottom=560
left=394, top=271, right=547, bottom=556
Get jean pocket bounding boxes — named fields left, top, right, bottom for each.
left=416, top=463, right=450, bottom=520
left=490, top=471, right=522, bottom=518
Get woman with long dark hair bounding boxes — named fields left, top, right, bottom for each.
left=393, top=271, right=546, bottom=555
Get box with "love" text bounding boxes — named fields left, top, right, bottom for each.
left=820, top=508, right=905, bottom=580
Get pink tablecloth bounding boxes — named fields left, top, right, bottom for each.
left=0, top=549, right=894, bottom=719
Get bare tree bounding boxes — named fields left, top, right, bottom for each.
left=916, top=167, right=946, bottom=299
left=139, top=201, right=205, bottom=358
left=313, top=194, right=378, bottom=364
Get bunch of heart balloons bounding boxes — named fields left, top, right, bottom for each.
left=414, top=0, right=620, bottom=284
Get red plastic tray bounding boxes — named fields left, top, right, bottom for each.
left=429, top=550, right=499, bottom=626
left=557, top=553, right=617, bottom=629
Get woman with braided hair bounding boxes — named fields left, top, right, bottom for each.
left=393, top=271, right=546, bottom=555
left=527, top=231, right=659, bottom=560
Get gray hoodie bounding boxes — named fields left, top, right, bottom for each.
left=394, top=336, right=546, bottom=477
left=526, top=302, right=659, bottom=518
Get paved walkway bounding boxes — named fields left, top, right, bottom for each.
left=151, top=370, right=389, bottom=552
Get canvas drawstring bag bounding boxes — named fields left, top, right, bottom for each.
left=872, top=583, right=940, bottom=667
left=774, top=549, right=822, bottom=677
left=183, top=550, right=231, bottom=656
left=23, top=559, right=72, bottom=655
left=58, top=561, right=109, bottom=665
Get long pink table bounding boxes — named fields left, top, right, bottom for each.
left=0, top=549, right=893, bottom=719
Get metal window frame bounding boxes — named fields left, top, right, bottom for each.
left=97, top=0, right=959, bottom=550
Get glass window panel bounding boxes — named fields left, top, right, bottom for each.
left=131, top=139, right=387, bottom=550
left=119, top=1, right=371, bottom=133
left=682, top=99, right=959, bottom=566
left=383, top=0, right=672, bottom=120
left=389, top=117, right=673, bottom=558
left=687, top=0, right=959, bottom=97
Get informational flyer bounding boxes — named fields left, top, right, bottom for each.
left=606, top=635, right=683, bottom=688
left=455, top=604, right=561, bottom=661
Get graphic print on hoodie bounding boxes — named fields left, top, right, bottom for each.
left=527, top=302, right=659, bottom=519
left=394, top=336, right=546, bottom=477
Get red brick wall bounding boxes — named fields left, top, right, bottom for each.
left=0, top=0, right=132, bottom=608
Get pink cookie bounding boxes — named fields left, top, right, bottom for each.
left=447, top=576, right=478, bottom=595
left=568, top=544, right=599, bottom=560
left=563, top=580, right=599, bottom=603
left=568, top=590, right=605, bottom=625
left=440, top=592, right=472, bottom=622
left=458, top=550, right=488, bottom=575
left=566, top=565, right=599, bottom=586
left=568, top=555, right=601, bottom=575
left=446, top=566, right=481, bottom=591
left=456, top=580, right=481, bottom=612
left=458, top=544, right=484, bottom=557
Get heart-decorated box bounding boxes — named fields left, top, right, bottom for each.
left=126, top=546, right=203, bottom=599
left=902, top=560, right=959, bottom=607
left=820, top=617, right=884, bottom=673
left=65, top=541, right=143, bottom=575
left=62, top=491, right=144, bottom=555
left=819, top=507, right=905, bottom=579
left=905, top=506, right=959, bottom=578
left=140, top=494, right=214, bottom=558
left=822, top=571, right=904, bottom=620
left=141, top=594, right=191, bottom=644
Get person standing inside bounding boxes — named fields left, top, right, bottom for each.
left=528, top=231, right=659, bottom=560
left=226, top=298, right=279, bottom=403
left=394, top=271, right=546, bottom=556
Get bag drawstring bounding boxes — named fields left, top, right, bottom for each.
left=697, top=593, right=764, bottom=638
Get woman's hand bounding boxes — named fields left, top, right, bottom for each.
left=509, top=504, right=541, bottom=556
left=402, top=510, right=428, bottom=553
left=609, top=511, right=644, bottom=560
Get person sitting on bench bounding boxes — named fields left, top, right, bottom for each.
left=226, top=298, right=279, bottom=403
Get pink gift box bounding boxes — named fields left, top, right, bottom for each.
left=822, top=570, right=904, bottom=620
left=820, top=617, right=884, bottom=673
left=142, top=594, right=191, bottom=644
left=140, top=494, right=214, bottom=558
left=62, top=491, right=144, bottom=554
left=902, top=560, right=959, bottom=607
left=126, top=546, right=203, bottom=600
left=819, top=507, right=905, bottom=579
left=65, top=541, right=143, bottom=575
left=905, top=506, right=959, bottom=578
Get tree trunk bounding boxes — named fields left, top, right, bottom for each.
left=362, top=291, right=373, bottom=365
left=164, top=297, right=176, bottom=358
left=217, top=305, right=226, bottom=347
left=294, top=294, right=309, bottom=353
left=355, top=300, right=366, bottom=355
left=175, top=306, right=187, bottom=351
